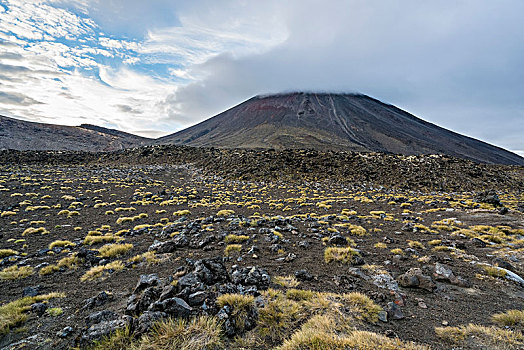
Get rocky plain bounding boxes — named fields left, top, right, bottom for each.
left=1, top=145, right=524, bottom=349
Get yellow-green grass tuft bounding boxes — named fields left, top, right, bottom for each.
left=224, top=234, right=250, bottom=244
left=324, top=247, right=359, bottom=264
left=81, top=260, right=124, bottom=281
left=0, top=265, right=34, bottom=280
left=0, top=292, right=64, bottom=334
left=98, top=243, right=133, bottom=258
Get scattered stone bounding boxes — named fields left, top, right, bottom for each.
left=22, top=286, right=40, bottom=297
left=386, top=302, right=404, bottom=320
left=86, top=310, right=119, bottom=327
left=82, top=291, right=113, bottom=310
left=136, top=311, right=167, bottom=334
left=31, top=303, right=47, bottom=317
left=474, top=190, right=501, bottom=207
left=372, top=273, right=399, bottom=291
left=378, top=310, right=388, bottom=322
left=149, top=297, right=192, bottom=318
left=56, top=326, right=74, bottom=338
left=397, top=268, right=436, bottom=292
left=230, top=266, right=271, bottom=289
left=328, top=234, right=347, bottom=246
left=294, top=269, right=313, bottom=281
left=81, top=318, right=130, bottom=343
left=134, top=274, right=161, bottom=294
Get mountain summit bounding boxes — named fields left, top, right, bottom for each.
left=158, top=92, right=524, bottom=165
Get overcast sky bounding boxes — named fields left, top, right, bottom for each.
left=0, top=0, right=523, bottom=155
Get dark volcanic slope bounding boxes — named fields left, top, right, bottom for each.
left=0, top=115, right=151, bottom=152
left=158, top=92, right=524, bottom=165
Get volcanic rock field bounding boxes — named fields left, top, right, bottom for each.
left=1, top=145, right=523, bottom=349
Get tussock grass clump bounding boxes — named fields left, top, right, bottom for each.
left=49, top=240, right=76, bottom=249
left=334, top=223, right=367, bottom=236
left=173, top=209, right=191, bottom=216
left=0, top=292, right=64, bottom=334
left=278, top=314, right=429, bottom=350
left=40, top=264, right=60, bottom=276
left=286, top=289, right=315, bottom=301
left=0, top=265, right=34, bottom=280
left=225, top=244, right=242, bottom=256
left=127, top=252, right=160, bottom=266
left=84, top=234, right=121, bottom=245
left=408, top=240, right=425, bottom=249
left=435, top=323, right=524, bottom=349
left=116, top=216, right=135, bottom=225
left=216, top=209, right=235, bottom=216
left=22, top=227, right=48, bottom=236
left=47, top=307, right=63, bottom=316
left=492, top=310, right=524, bottom=328
left=81, top=260, right=124, bottom=281
left=0, top=249, right=18, bottom=258
left=123, top=316, right=222, bottom=350
left=482, top=265, right=507, bottom=278
left=98, top=243, right=133, bottom=258
left=274, top=275, right=300, bottom=288
left=224, top=234, right=249, bottom=244
left=217, top=294, right=256, bottom=334
left=1, top=211, right=16, bottom=217
left=324, top=247, right=359, bottom=264
left=58, top=255, right=82, bottom=269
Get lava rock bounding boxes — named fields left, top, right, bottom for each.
left=149, top=297, right=192, bottom=318
left=86, top=310, right=119, bottom=327
left=22, top=286, right=40, bottom=297
left=134, top=274, right=161, bottom=294
left=386, top=302, right=404, bottom=320
left=81, top=318, right=130, bottom=343
left=397, top=268, right=436, bottom=292
left=230, top=266, right=271, bottom=289
left=136, top=311, right=167, bottom=334
left=31, top=303, right=47, bottom=317
left=82, top=291, right=113, bottom=310
left=57, top=326, right=74, bottom=338
left=294, top=270, right=313, bottom=281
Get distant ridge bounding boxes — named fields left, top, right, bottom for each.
left=157, top=92, right=524, bottom=165
left=0, top=115, right=151, bottom=152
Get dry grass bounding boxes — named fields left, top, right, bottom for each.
left=492, top=310, right=524, bottom=328
left=225, top=244, right=242, bottom=256
left=135, top=317, right=222, bottom=349
left=0, top=265, right=34, bottom=280
left=128, top=252, right=160, bottom=266
left=0, top=292, right=64, bottom=334
left=84, top=234, right=121, bottom=245
left=435, top=323, right=524, bottom=349
left=40, top=264, right=60, bottom=276
left=98, top=243, right=133, bottom=258
left=278, top=314, right=429, bottom=350
left=274, top=275, right=300, bottom=288
left=22, top=226, right=48, bottom=235
left=217, top=294, right=256, bottom=334
left=49, top=240, right=76, bottom=249
left=0, top=249, right=18, bottom=258
left=216, top=209, right=235, bottom=216
left=80, top=260, right=124, bottom=281
left=324, top=247, right=359, bottom=264
left=173, top=209, right=191, bottom=216
left=482, top=265, right=507, bottom=278
left=224, top=234, right=250, bottom=244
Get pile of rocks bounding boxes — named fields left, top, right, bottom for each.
left=80, top=257, right=270, bottom=344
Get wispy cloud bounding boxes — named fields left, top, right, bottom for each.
left=0, top=0, right=523, bottom=156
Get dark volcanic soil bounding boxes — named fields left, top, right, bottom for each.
left=0, top=147, right=523, bottom=349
